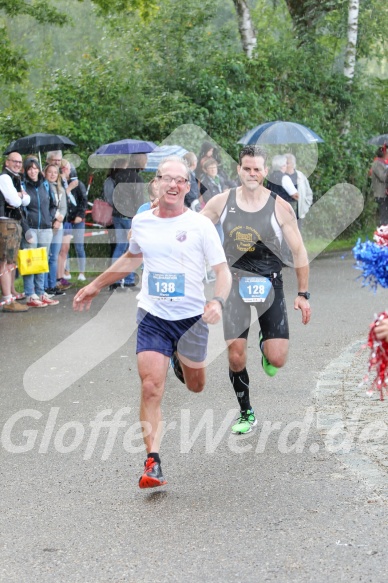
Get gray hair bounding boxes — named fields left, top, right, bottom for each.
left=46, top=150, right=62, bottom=161
left=285, top=153, right=296, bottom=167
left=157, top=156, right=190, bottom=179
left=271, top=154, right=287, bottom=171
left=183, top=152, right=197, bottom=168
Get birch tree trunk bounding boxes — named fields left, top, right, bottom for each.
left=232, top=0, right=257, bottom=59
left=343, top=0, right=359, bottom=82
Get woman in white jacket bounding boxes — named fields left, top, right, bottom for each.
left=285, top=153, right=313, bottom=230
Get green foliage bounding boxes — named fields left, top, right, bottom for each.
left=0, top=26, right=28, bottom=84
left=0, top=0, right=65, bottom=22
left=0, top=0, right=68, bottom=85
left=0, top=0, right=386, bottom=244
left=86, top=0, right=158, bottom=18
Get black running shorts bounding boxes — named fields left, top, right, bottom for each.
left=222, top=275, right=289, bottom=342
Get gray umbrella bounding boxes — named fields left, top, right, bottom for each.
left=238, top=121, right=324, bottom=145
left=367, top=134, right=388, bottom=146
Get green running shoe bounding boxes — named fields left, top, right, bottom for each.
left=231, top=409, right=257, bottom=434
left=259, top=331, right=278, bottom=377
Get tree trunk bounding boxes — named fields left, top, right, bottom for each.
left=232, top=0, right=257, bottom=59
left=343, top=0, right=359, bottom=82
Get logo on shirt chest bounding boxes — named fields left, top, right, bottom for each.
left=176, top=230, right=187, bottom=242
left=229, top=225, right=261, bottom=252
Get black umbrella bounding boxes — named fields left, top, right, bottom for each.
left=4, top=133, right=76, bottom=168
left=367, top=134, right=388, bottom=146
left=238, top=121, right=324, bottom=145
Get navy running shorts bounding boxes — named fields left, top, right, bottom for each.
left=136, top=308, right=209, bottom=363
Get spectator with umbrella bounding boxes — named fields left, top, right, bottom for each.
left=370, top=147, right=388, bottom=226
left=104, top=153, right=146, bottom=289
left=21, top=157, right=59, bottom=307
left=266, top=154, right=298, bottom=265
left=46, top=150, right=79, bottom=279
left=57, top=159, right=88, bottom=286
left=285, top=153, right=313, bottom=231
left=43, top=163, right=67, bottom=296
left=266, top=154, right=298, bottom=210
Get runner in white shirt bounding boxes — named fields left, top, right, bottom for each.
left=74, top=157, right=231, bottom=489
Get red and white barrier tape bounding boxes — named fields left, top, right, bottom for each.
left=0, top=297, right=13, bottom=307
left=84, top=230, right=109, bottom=237
left=0, top=264, right=17, bottom=279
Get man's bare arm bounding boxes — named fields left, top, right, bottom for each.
left=276, top=198, right=311, bottom=325
left=202, top=262, right=232, bottom=324
left=200, top=190, right=229, bottom=224
left=73, top=251, right=143, bottom=311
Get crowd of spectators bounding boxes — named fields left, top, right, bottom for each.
left=0, top=149, right=87, bottom=312
left=3, top=139, right=386, bottom=313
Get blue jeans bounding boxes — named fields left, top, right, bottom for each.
left=72, top=221, right=86, bottom=273
left=45, top=227, right=63, bottom=289
left=22, top=228, right=53, bottom=297
left=112, top=216, right=134, bottom=284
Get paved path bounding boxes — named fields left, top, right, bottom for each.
left=1, top=253, right=388, bottom=582
left=315, top=338, right=388, bottom=499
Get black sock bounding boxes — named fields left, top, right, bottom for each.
left=148, top=452, right=161, bottom=465
left=229, top=367, right=251, bottom=411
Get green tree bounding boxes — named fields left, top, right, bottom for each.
left=0, top=0, right=68, bottom=84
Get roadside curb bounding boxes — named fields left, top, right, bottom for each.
left=314, top=338, right=388, bottom=501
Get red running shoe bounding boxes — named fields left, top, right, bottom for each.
left=138, top=457, right=167, bottom=489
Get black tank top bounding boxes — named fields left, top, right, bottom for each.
left=220, top=188, right=283, bottom=276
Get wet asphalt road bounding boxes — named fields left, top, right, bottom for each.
left=0, top=253, right=387, bottom=583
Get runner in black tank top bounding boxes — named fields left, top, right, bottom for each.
left=201, top=146, right=311, bottom=435
left=221, top=187, right=282, bottom=277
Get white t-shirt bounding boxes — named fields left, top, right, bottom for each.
left=0, top=173, right=31, bottom=215
left=129, top=209, right=226, bottom=320
left=281, top=175, right=297, bottom=197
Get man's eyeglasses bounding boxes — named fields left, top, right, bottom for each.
left=157, top=175, right=188, bottom=186
left=8, top=159, right=22, bottom=165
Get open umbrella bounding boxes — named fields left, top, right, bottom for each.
left=89, top=138, right=158, bottom=169
left=238, top=121, right=324, bottom=145
left=367, top=134, right=388, bottom=146
left=94, top=139, right=157, bottom=156
left=144, top=145, right=188, bottom=172
left=4, top=133, right=76, bottom=169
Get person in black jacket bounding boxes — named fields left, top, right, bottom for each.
left=22, top=157, right=59, bottom=307
left=104, top=154, right=145, bottom=289
left=57, top=158, right=88, bottom=286
left=0, top=151, right=30, bottom=312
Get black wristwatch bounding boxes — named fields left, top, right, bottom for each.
left=212, top=296, right=225, bottom=310
left=298, top=291, right=310, bottom=300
